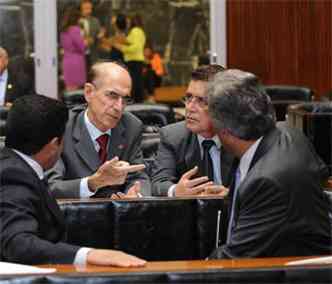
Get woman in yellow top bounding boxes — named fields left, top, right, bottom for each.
left=114, top=14, right=146, bottom=103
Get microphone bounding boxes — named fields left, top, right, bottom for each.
left=215, top=210, right=221, bottom=248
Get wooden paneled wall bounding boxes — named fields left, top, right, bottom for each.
left=227, top=0, right=332, bottom=99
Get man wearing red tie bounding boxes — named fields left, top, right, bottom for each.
left=47, top=61, right=150, bottom=198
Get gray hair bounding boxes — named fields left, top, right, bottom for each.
left=208, top=69, right=275, bottom=140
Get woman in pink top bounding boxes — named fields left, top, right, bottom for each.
left=60, top=7, right=86, bottom=91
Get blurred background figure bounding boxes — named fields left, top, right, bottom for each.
left=143, top=43, right=165, bottom=102
left=79, top=0, right=102, bottom=67
left=0, top=46, right=34, bottom=107
left=60, top=6, right=86, bottom=92
left=98, top=13, right=127, bottom=63
left=114, top=14, right=146, bottom=103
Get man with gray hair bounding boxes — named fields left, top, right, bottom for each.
left=208, top=69, right=331, bottom=258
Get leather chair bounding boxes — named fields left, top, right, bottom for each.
left=264, top=85, right=313, bottom=121
left=125, top=103, right=176, bottom=127
left=63, top=91, right=86, bottom=109
left=287, top=102, right=332, bottom=175
left=59, top=198, right=228, bottom=261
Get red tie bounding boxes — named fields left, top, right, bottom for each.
left=96, top=134, right=109, bottom=164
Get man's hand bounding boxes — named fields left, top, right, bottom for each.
left=199, top=185, right=229, bottom=197
left=87, top=157, right=145, bottom=192
left=111, top=181, right=142, bottom=199
left=87, top=249, right=146, bottom=267
left=175, top=166, right=213, bottom=196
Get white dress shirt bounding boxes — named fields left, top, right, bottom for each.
left=79, top=111, right=112, bottom=198
left=13, top=149, right=91, bottom=265
left=0, top=69, right=8, bottom=106
left=168, top=135, right=223, bottom=197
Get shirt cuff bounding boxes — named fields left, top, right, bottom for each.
left=73, top=247, right=92, bottom=266
left=168, top=184, right=176, bottom=197
left=80, top=177, right=95, bottom=198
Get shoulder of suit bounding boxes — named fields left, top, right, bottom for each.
left=121, top=111, right=143, bottom=128
left=0, top=148, right=40, bottom=187
left=160, top=121, right=192, bottom=144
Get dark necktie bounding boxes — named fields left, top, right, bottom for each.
left=201, top=140, right=215, bottom=181
left=226, top=167, right=241, bottom=244
left=96, top=134, right=109, bottom=164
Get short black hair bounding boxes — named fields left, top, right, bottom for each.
left=191, top=64, right=225, bottom=82
left=5, top=95, right=68, bottom=155
left=116, top=13, right=127, bottom=31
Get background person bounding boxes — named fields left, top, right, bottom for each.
left=60, top=7, right=86, bottom=92
left=114, top=14, right=146, bottom=103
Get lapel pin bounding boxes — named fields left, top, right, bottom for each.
left=7, top=84, right=12, bottom=90
left=118, top=144, right=126, bottom=149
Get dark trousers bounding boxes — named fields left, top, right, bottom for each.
left=127, top=61, right=144, bottom=103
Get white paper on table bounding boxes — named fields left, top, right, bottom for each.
left=286, top=256, right=332, bottom=266
left=0, top=262, right=56, bottom=274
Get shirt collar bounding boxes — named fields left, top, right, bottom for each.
left=0, top=69, right=8, bottom=82
left=197, top=134, right=222, bottom=149
left=84, top=110, right=112, bottom=141
left=13, top=149, right=44, bottom=180
left=238, top=137, right=263, bottom=183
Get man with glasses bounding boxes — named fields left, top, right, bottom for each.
left=152, top=65, right=237, bottom=196
left=47, top=62, right=150, bottom=198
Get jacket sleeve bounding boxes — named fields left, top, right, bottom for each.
left=152, top=127, right=179, bottom=196
left=0, top=175, right=80, bottom=264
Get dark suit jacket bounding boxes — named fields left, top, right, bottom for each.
left=210, top=126, right=332, bottom=258
left=46, top=105, right=151, bottom=198
left=152, top=121, right=237, bottom=196
left=0, top=148, right=79, bottom=264
left=4, top=66, right=34, bottom=104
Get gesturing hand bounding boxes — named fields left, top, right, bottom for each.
left=88, top=157, right=145, bottom=192
left=175, top=166, right=213, bottom=196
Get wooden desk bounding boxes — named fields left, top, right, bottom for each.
left=1, top=257, right=331, bottom=283
left=40, top=256, right=317, bottom=273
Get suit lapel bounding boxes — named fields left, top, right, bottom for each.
left=39, top=179, right=65, bottom=228
left=249, top=127, right=280, bottom=171
left=109, top=120, right=126, bottom=159
left=73, top=112, right=100, bottom=171
left=220, top=147, right=238, bottom=187
left=185, top=133, right=201, bottom=172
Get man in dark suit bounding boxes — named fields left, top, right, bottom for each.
left=0, top=46, right=34, bottom=107
left=47, top=61, right=150, bottom=198
left=152, top=65, right=237, bottom=197
left=208, top=69, right=331, bottom=258
left=0, top=95, right=146, bottom=266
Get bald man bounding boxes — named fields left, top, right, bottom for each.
left=47, top=62, right=151, bottom=198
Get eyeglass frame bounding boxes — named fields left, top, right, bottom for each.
left=90, top=82, right=134, bottom=106
left=182, top=93, right=209, bottom=108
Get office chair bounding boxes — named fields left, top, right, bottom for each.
left=264, top=85, right=313, bottom=121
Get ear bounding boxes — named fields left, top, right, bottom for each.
left=84, top=83, right=94, bottom=103
left=49, top=137, right=61, bottom=148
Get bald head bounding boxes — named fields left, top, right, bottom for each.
left=0, top=46, right=9, bottom=75
left=89, top=62, right=132, bottom=89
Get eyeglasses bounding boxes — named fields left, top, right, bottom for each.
left=103, top=90, right=133, bottom=106
left=91, top=82, right=133, bottom=106
left=182, top=93, right=208, bottom=107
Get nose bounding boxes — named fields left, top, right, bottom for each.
left=186, top=99, right=197, bottom=112
left=113, top=97, right=124, bottom=111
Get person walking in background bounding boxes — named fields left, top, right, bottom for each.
left=79, top=0, right=102, bottom=67
left=98, top=13, right=127, bottom=62
left=114, top=14, right=146, bottom=103
left=60, top=7, right=86, bottom=92
left=143, top=43, right=165, bottom=102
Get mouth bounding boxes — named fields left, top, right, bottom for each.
left=186, top=116, right=198, bottom=123
left=107, top=113, right=120, bottom=120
